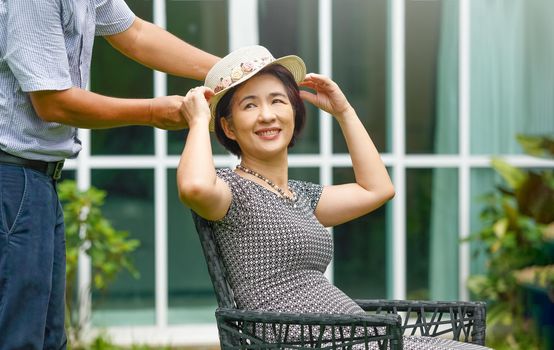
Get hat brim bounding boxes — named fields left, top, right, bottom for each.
left=207, top=55, right=306, bottom=132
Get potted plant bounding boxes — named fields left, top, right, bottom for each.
left=467, top=135, right=554, bottom=350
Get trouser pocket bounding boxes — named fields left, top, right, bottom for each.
left=0, top=164, right=27, bottom=234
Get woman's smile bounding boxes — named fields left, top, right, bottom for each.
left=255, top=127, right=281, bottom=140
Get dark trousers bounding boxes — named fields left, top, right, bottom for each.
left=0, top=164, right=67, bottom=350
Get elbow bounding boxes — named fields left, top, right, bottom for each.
left=178, top=183, right=199, bottom=206
left=371, top=183, right=395, bottom=206
left=29, top=90, right=70, bottom=123
left=383, top=184, right=395, bottom=201
left=177, top=179, right=211, bottom=207
left=34, top=105, right=64, bottom=123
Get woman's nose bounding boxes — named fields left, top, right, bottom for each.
left=258, top=104, right=276, bottom=122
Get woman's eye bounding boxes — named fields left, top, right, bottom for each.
left=244, top=103, right=256, bottom=109
left=273, top=99, right=286, bottom=104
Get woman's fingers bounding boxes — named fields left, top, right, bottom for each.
left=300, top=73, right=352, bottom=118
left=181, top=86, right=213, bottom=127
left=184, top=86, right=214, bottom=112
left=302, top=72, right=331, bottom=84
left=299, top=90, right=317, bottom=105
left=186, top=86, right=213, bottom=99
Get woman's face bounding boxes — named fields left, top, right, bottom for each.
left=221, top=73, right=295, bottom=160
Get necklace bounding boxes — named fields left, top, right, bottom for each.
left=236, top=164, right=297, bottom=203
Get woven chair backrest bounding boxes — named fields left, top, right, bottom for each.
left=192, top=211, right=236, bottom=309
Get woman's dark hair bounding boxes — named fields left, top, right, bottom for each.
left=214, top=64, right=306, bottom=157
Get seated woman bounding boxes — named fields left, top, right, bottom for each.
left=177, top=45, right=490, bottom=350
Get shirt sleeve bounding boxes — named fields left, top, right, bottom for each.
left=5, top=0, right=72, bottom=92
left=94, top=0, right=135, bottom=36
left=290, top=180, right=323, bottom=211
left=213, top=168, right=250, bottom=225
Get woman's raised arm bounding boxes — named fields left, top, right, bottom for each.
left=299, top=73, right=394, bottom=227
left=176, top=87, right=232, bottom=221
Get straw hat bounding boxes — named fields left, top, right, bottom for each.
left=204, top=45, right=306, bottom=130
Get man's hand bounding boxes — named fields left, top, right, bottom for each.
left=149, top=95, right=189, bottom=130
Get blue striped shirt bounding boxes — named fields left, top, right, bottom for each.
left=0, top=0, right=135, bottom=161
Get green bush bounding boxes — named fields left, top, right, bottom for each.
left=467, top=135, right=554, bottom=350
left=59, top=180, right=140, bottom=348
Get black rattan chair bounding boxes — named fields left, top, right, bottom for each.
left=192, top=212, right=486, bottom=349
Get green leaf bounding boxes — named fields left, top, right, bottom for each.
left=517, top=134, right=554, bottom=158
left=491, top=158, right=527, bottom=190
left=493, top=218, right=509, bottom=238
left=516, top=172, right=554, bottom=224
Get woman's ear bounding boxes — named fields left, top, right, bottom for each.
left=220, top=117, right=237, bottom=141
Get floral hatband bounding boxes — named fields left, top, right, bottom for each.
left=213, top=56, right=274, bottom=93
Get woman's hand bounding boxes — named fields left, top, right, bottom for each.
left=299, top=73, right=353, bottom=120
left=181, top=86, right=214, bottom=128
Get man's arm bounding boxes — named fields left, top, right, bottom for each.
left=23, top=1, right=218, bottom=130
left=105, top=17, right=219, bottom=81
left=28, top=16, right=219, bottom=129
left=29, top=88, right=187, bottom=130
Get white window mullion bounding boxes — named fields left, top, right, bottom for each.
left=319, top=0, right=333, bottom=283
left=153, top=0, right=168, bottom=328
left=154, top=132, right=168, bottom=327
left=77, top=128, right=92, bottom=335
left=390, top=0, right=406, bottom=301
left=229, top=0, right=258, bottom=49
left=458, top=0, right=471, bottom=301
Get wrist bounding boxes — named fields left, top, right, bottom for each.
left=188, top=115, right=211, bottom=129
left=147, top=98, right=158, bottom=127
left=335, top=106, right=357, bottom=123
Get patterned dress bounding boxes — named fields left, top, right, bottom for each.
left=211, top=168, right=491, bottom=350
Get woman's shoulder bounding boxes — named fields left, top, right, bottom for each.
left=211, top=168, right=247, bottom=224
left=216, top=167, right=241, bottom=184
left=216, top=167, right=251, bottom=196
left=289, top=179, right=323, bottom=210
left=216, top=167, right=234, bottom=177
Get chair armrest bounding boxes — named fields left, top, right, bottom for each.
left=215, top=307, right=404, bottom=350
left=353, top=299, right=487, bottom=345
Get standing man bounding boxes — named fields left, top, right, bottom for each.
left=0, top=0, right=218, bottom=349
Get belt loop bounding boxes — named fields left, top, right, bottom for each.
left=51, top=160, right=65, bottom=180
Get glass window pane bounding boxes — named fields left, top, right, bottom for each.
left=406, top=0, right=459, bottom=154
left=172, top=129, right=231, bottom=160
left=289, top=167, right=319, bottom=183
left=406, top=168, right=458, bottom=301
left=167, top=169, right=217, bottom=324
left=470, top=0, right=554, bottom=154
left=332, top=0, right=388, bottom=153
left=166, top=0, right=229, bottom=155
left=259, top=0, right=319, bottom=154
left=90, top=0, right=154, bottom=155
left=470, top=168, right=496, bottom=277
left=91, top=169, right=155, bottom=326
left=333, top=167, right=387, bottom=299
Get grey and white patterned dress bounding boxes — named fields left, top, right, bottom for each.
left=211, top=168, right=491, bottom=350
